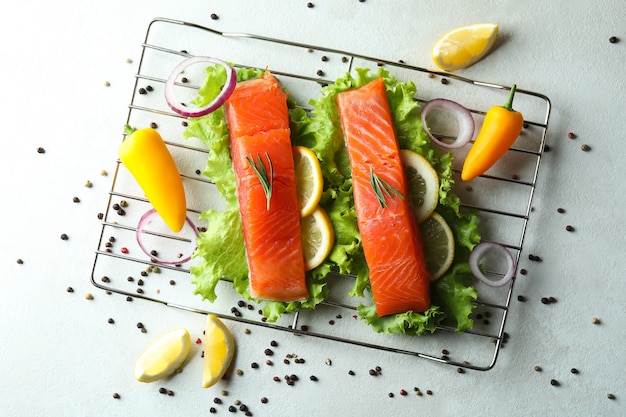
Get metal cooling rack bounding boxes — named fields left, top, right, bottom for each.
left=91, top=17, right=551, bottom=371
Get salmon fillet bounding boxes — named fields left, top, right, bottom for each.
left=225, top=71, right=308, bottom=302
left=336, top=77, right=430, bottom=316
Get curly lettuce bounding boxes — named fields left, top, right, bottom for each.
left=185, top=65, right=480, bottom=333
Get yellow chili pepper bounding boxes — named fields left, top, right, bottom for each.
left=461, top=85, right=524, bottom=181
left=119, top=125, right=187, bottom=232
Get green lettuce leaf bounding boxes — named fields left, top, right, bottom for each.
left=185, top=66, right=328, bottom=320
left=293, top=67, right=481, bottom=333
left=186, top=64, right=481, bottom=333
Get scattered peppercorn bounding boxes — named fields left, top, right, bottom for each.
left=16, top=259, right=24, bottom=264
left=567, top=132, right=576, bottom=139
left=60, top=233, right=69, bottom=240
left=251, top=362, right=259, bottom=369
left=570, top=368, right=579, bottom=374
left=210, top=13, right=218, bottom=20
left=138, top=87, right=147, bottom=95
left=273, top=376, right=281, bottom=382
left=261, top=396, right=268, bottom=403
left=85, top=293, right=94, bottom=300
left=321, top=55, right=328, bottom=62
left=104, top=81, right=111, bottom=87
left=66, top=287, right=74, bottom=293
left=517, top=295, right=526, bottom=302
left=209, top=407, right=217, bottom=414
left=316, top=69, right=324, bottom=76
left=309, top=375, right=318, bottom=381
left=235, top=369, right=244, bottom=376
left=37, top=147, right=46, bottom=154
left=84, top=180, right=93, bottom=188
left=270, top=340, right=278, bottom=347
left=159, top=387, right=167, bottom=394
left=112, top=393, right=120, bottom=399
left=581, top=144, right=591, bottom=152
left=557, top=207, right=565, bottom=213
left=400, top=389, right=408, bottom=396
left=426, top=390, right=433, bottom=395
left=592, top=317, right=601, bottom=324
left=73, top=196, right=80, bottom=203
left=388, top=392, right=394, bottom=398
left=520, top=268, right=527, bottom=275
left=213, top=397, right=222, bottom=404
left=441, top=78, right=449, bottom=85
left=609, top=36, right=619, bottom=44
left=607, top=393, right=616, bottom=400
left=126, top=296, right=133, bottom=302
left=550, top=379, right=560, bottom=386
left=306, top=2, right=314, bottom=7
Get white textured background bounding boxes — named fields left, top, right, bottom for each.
left=1, top=1, right=624, bottom=416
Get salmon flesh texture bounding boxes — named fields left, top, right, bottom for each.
left=225, top=71, right=308, bottom=302
left=336, top=77, right=430, bottom=316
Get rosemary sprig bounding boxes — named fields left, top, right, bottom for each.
left=246, top=152, right=274, bottom=210
left=369, top=167, right=405, bottom=208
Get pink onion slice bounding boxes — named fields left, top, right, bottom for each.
left=469, top=241, right=516, bottom=287
left=420, top=98, right=475, bottom=149
left=164, top=56, right=236, bottom=118
left=136, top=208, right=199, bottom=265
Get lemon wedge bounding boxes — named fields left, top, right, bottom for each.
left=293, top=145, right=324, bottom=218
left=301, top=206, right=335, bottom=271
left=420, top=212, right=455, bottom=281
left=134, top=328, right=191, bottom=383
left=431, top=23, right=499, bottom=71
left=202, top=314, right=235, bottom=389
left=400, top=149, right=440, bottom=223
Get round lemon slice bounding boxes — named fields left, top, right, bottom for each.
left=420, top=212, right=455, bottom=281
left=293, top=145, right=324, bottom=218
left=202, top=314, right=235, bottom=389
left=134, top=328, right=191, bottom=383
left=301, top=206, right=335, bottom=271
left=400, top=149, right=440, bottom=223
left=431, top=23, right=499, bottom=71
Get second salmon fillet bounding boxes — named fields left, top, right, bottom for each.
left=336, top=77, right=431, bottom=316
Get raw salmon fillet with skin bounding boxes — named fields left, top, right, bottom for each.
left=336, top=77, right=430, bottom=316
left=225, top=71, right=308, bottom=302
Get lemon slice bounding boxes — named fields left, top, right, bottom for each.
left=134, top=328, right=191, bottom=383
left=202, top=314, right=235, bottom=389
left=431, top=23, right=499, bottom=71
left=420, top=212, right=455, bottom=281
left=293, top=145, right=324, bottom=218
left=301, top=206, right=334, bottom=271
left=400, top=149, right=440, bottom=223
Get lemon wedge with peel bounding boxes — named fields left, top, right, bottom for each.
left=432, top=23, right=499, bottom=71
left=301, top=206, right=334, bottom=271
left=420, top=212, right=455, bottom=281
left=293, top=145, right=324, bottom=218
left=134, top=328, right=191, bottom=383
left=400, top=149, right=440, bottom=223
left=202, top=314, right=235, bottom=389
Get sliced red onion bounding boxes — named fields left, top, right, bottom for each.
left=136, top=209, right=199, bottom=265
left=420, top=98, right=474, bottom=149
left=469, top=241, right=516, bottom=287
left=164, top=56, right=236, bottom=118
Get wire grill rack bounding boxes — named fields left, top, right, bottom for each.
left=91, top=17, right=551, bottom=371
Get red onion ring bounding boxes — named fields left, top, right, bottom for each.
left=136, top=208, right=199, bottom=265
left=468, top=242, right=516, bottom=287
left=420, top=98, right=475, bottom=149
left=164, top=56, right=236, bottom=118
